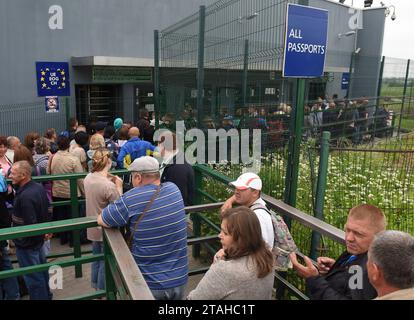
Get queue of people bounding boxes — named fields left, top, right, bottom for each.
left=0, top=115, right=413, bottom=301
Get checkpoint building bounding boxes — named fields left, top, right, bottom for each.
left=0, top=0, right=386, bottom=138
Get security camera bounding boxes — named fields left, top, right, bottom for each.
left=355, top=48, right=361, bottom=54
left=391, top=13, right=396, bottom=20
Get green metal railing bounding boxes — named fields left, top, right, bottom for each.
left=0, top=217, right=154, bottom=300
left=6, top=169, right=129, bottom=278
left=192, top=162, right=345, bottom=299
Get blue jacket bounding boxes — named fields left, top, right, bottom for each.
left=117, top=137, right=156, bottom=169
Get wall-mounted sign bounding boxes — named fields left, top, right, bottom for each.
left=92, top=67, right=152, bottom=83
left=45, top=96, right=59, bottom=113
left=283, top=4, right=328, bottom=78
left=341, top=72, right=350, bottom=90
left=36, top=62, right=70, bottom=96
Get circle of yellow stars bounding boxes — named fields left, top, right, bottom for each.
left=40, top=67, right=67, bottom=90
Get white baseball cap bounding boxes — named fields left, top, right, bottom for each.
left=229, top=172, right=262, bottom=191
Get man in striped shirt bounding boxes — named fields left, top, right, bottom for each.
left=97, top=156, right=188, bottom=300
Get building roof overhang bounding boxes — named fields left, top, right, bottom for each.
left=71, top=56, right=154, bottom=67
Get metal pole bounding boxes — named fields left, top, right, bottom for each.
left=103, top=234, right=117, bottom=300
left=242, top=39, right=249, bottom=108
left=154, top=30, right=160, bottom=130
left=346, top=52, right=354, bottom=99
left=65, top=97, right=70, bottom=130
left=192, top=169, right=203, bottom=258
left=284, top=78, right=305, bottom=224
left=374, top=56, right=385, bottom=138
left=398, top=59, right=410, bottom=137
left=309, top=131, right=330, bottom=260
left=70, top=178, right=82, bottom=278
left=196, top=5, right=206, bottom=125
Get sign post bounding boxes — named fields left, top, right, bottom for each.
left=282, top=4, right=329, bottom=264
left=282, top=3, right=328, bottom=208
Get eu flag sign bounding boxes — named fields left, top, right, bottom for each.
left=283, top=4, right=328, bottom=78
left=36, top=62, right=70, bottom=96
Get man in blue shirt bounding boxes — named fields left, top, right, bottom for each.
left=9, top=160, right=52, bottom=300
left=116, top=127, right=156, bottom=169
left=98, top=156, right=188, bottom=299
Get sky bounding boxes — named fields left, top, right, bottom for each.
left=351, top=0, right=414, bottom=59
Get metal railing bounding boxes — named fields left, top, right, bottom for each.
left=0, top=217, right=153, bottom=300
left=192, top=163, right=345, bottom=299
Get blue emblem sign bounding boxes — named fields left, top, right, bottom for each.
left=283, top=4, right=328, bottom=78
left=36, top=62, right=70, bottom=96
left=341, top=72, right=350, bottom=90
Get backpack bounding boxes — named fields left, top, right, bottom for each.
left=250, top=202, right=298, bottom=271
left=0, top=174, right=7, bottom=193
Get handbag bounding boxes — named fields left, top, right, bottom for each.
left=126, top=184, right=161, bottom=249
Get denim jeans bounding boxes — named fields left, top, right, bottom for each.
left=150, top=283, right=186, bottom=300
left=15, top=245, right=52, bottom=300
left=0, top=246, right=20, bottom=300
left=91, top=241, right=105, bottom=291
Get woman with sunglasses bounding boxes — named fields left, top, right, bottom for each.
left=84, top=148, right=123, bottom=292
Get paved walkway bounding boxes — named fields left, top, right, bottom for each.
left=11, top=237, right=210, bottom=300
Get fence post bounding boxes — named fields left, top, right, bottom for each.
left=284, top=78, right=305, bottom=225
left=309, top=131, right=330, bottom=260
left=192, top=168, right=203, bottom=258
left=196, top=5, right=206, bottom=125
left=65, top=97, right=70, bottom=130
left=374, top=56, right=385, bottom=139
left=70, top=178, right=82, bottom=278
left=154, top=30, right=160, bottom=130
left=398, top=59, right=410, bottom=137
left=346, top=52, right=355, bottom=99
left=103, top=234, right=117, bottom=300
left=242, top=39, right=249, bottom=108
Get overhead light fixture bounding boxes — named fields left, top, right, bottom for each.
left=338, top=30, right=356, bottom=38
left=339, top=0, right=346, bottom=4
left=384, top=5, right=396, bottom=20
left=246, top=12, right=258, bottom=20
left=238, top=12, right=259, bottom=23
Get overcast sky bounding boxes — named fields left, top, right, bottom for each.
left=351, top=0, right=413, bottom=59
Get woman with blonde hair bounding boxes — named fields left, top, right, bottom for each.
left=87, top=134, right=105, bottom=172
left=188, top=206, right=274, bottom=300
left=84, top=148, right=123, bottom=291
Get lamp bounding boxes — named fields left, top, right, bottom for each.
left=238, top=12, right=259, bottom=23
left=384, top=5, right=396, bottom=20
left=338, top=31, right=356, bottom=38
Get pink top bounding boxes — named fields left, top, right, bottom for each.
left=0, top=156, right=11, bottom=177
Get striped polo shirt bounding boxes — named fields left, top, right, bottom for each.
left=101, top=182, right=188, bottom=290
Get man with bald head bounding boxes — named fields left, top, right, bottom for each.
left=290, top=204, right=386, bottom=300
left=116, top=126, right=156, bottom=169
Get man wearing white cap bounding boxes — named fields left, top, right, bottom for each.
left=98, top=156, right=188, bottom=300
left=221, top=172, right=274, bottom=249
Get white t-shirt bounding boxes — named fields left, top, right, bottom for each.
left=250, top=198, right=274, bottom=249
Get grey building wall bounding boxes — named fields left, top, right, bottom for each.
left=351, top=8, right=385, bottom=98
left=308, top=1, right=385, bottom=100
left=0, top=0, right=215, bottom=137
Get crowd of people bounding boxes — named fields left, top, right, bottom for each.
left=0, top=111, right=412, bottom=301
left=304, top=95, right=393, bottom=144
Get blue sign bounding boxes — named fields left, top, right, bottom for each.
left=283, top=4, right=328, bottom=78
left=36, top=62, right=70, bottom=96
left=341, top=72, right=350, bottom=90
left=45, top=96, right=59, bottom=113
